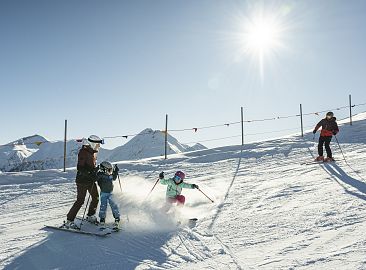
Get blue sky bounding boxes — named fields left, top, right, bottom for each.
left=1, top=0, right=366, bottom=149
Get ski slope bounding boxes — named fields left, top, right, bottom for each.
left=1, top=113, right=366, bottom=269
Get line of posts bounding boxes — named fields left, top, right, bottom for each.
left=61, top=95, right=355, bottom=168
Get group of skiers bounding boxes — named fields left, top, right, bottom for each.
left=64, top=136, right=199, bottom=230
left=64, top=112, right=339, bottom=230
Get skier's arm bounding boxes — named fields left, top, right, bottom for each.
left=181, top=182, right=198, bottom=189
left=313, top=120, right=323, bottom=133
left=159, top=172, right=170, bottom=185
left=112, top=165, right=119, bottom=180
left=333, top=122, right=339, bottom=135
left=160, top=178, right=171, bottom=185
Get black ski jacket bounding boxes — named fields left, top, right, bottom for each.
left=75, top=146, right=98, bottom=184
left=314, top=117, right=339, bottom=137
left=97, top=170, right=118, bottom=193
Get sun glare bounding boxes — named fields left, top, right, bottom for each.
left=246, top=19, right=280, bottom=54
left=234, top=10, right=287, bottom=81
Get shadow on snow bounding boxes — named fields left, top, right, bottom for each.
left=4, top=227, right=174, bottom=270
left=322, top=162, right=366, bottom=201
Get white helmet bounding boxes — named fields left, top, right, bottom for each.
left=88, top=135, right=103, bottom=150
left=100, top=161, right=113, bottom=175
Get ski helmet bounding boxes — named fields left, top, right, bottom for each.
left=88, top=135, right=103, bottom=150
left=100, top=161, right=113, bottom=175
left=326, top=111, right=334, bottom=118
left=174, top=171, right=185, bottom=182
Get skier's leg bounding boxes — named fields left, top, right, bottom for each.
left=87, top=182, right=99, bottom=216
left=161, top=197, right=175, bottom=212
left=99, top=192, right=108, bottom=221
left=109, top=194, right=120, bottom=220
left=176, top=195, right=186, bottom=206
left=325, top=136, right=332, bottom=158
left=67, top=183, right=88, bottom=221
left=318, top=136, right=325, bottom=157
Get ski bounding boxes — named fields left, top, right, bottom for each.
left=301, top=160, right=336, bottom=165
left=99, top=225, right=121, bottom=233
left=177, top=218, right=198, bottom=228
left=300, top=161, right=323, bottom=166
left=75, top=217, right=121, bottom=233
left=44, top=225, right=111, bottom=237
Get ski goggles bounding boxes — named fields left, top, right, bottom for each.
left=174, top=175, right=182, bottom=183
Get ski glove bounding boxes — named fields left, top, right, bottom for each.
left=192, top=184, right=199, bottom=189
left=159, top=172, right=165, bottom=179
left=312, top=130, right=316, bottom=134
left=114, top=164, right=119, bottom=173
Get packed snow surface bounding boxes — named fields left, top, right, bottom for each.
left=1, top=113, right=366, bottom=269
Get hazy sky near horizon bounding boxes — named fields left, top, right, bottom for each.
left=1, top=0, right=366, bottom=149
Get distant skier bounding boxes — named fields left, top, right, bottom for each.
left=159, top=171, right=199, bottom=212
left=65, top=135, right=103, bottom=229
left=97, top=161, right=121, bottom=231
left=313, top=112, right=339, bottom=162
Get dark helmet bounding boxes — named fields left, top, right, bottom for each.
left=100, top=161, right=113, bottom=175
left=174, top=171, right=185, bottom=183
left=326, top=111, right=334, bottom=118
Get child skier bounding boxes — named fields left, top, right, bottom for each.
left=159, top=171, right=199, bottom=212
left=96, top=161, right=121, bottom=231
left=313, top=111, right=339, bottom=162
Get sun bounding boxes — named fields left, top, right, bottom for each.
left=235, top=11, right=287, bottom=80
left=246, top=18, right=280, bottom=54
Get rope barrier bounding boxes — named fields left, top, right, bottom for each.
left=1, top=102, right=365, bottom=148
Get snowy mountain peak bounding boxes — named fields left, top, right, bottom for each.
left=11, top=134, right=48, bottom=148
left=0, top=129, right=207, bottom=171
left=106, top=128, right=207, bottom=162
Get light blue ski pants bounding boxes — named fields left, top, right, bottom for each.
left=99, top=192, right=120, bottom=220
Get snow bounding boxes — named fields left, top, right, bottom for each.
left=106, top=128, right=207, bottom=162
left=1, top=113, right=366, bottom=269
left=0, top=129, right=207, bottom=172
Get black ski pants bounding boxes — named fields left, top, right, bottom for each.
left=318, top=136, right=333, bottom=158
left=67, top=182, right=99, bottom=221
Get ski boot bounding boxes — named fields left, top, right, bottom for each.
left=99, top=218, right=106, bottom=230
left=113, top=218, right=120, bottom=232
left=324, top=157, right=335, bottom=163
left=63, top=220, right=79, bottom=230
left=86, top=215, right=99, bottom=225
left=315, top=156, right=324, bottom=162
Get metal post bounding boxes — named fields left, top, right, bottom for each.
left=63, top=119, right=67, bottom=172
left=164, top=114, right=168, bottom=159
left=241, top=107, right=244, bottom=146
left=349, top=94, right=352, bottom=126
left=300, top=104, right=304, bottom=137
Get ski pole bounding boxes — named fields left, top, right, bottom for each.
left=80, top=182, right=95, bottom=230
left=117, top=173, right=122, bottom=192
left=146, top=178, right=160, bottom=199
left=117, top=173, right=130, bottom=223
left=334, top=135, right=347, bottom=162
left=198, top=188, right=214, bottom=203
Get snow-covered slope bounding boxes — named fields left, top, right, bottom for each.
left=1, top=113, right=366, bottom=269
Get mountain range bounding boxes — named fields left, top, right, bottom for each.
left=0, top=129, right=206, bottom=172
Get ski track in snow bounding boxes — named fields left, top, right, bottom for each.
left=1, top=114, right=366, bottom=269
